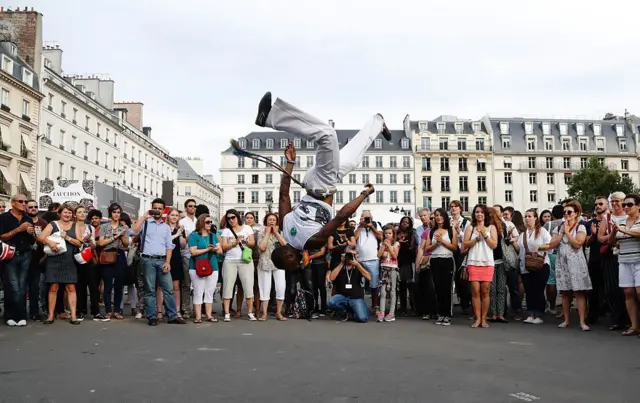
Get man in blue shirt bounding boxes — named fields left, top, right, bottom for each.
left=130, top=198, right=186, bottom=326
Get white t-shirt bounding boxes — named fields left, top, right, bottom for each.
left=517, top=227, right=552, bottom=274
left=356, top=227, right=380, bottom=261
left=283, top=195, right=332, bottom=251
left=221, top=225, right=254, bottom=260
left=179, top=215, right=197, bottom=257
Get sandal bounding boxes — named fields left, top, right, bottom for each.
left=258, top=316, right=267, bottom=322
left=276, top=315, right=288, bottom=321
left=113, top=313, right=124, bottom=320
left=69, top=319, right=81, bottom=325
left=580, top=324, right=591, bottom=332
left=471, top=322, right=480, bottom=328
left=496, top=317, right=509, bottom=323
left=207, top=317, right=218, bottom=323
left=157, top=312, right=163, bottom=320
left=481, top=323, right=490, bottom=328
left=558, top=322, right=570, bottom=328
left=194, top=318, right=202, bottom=324
left=43, top=319, right=55, bottom=325
left=621, top=328, right=639, bottom=336
left=608, top=324, right=622, bottom=331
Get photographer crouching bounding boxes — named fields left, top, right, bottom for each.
left=326, top=246, right=371, bottom=322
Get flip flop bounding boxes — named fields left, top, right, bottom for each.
left=276, top=315, right=288, bottom=321
left=621, top=328, right=639, bottom=336
left=481, top=323, right=490, bottom=328
left=471, top=323, right=480, bottom=328
left=558, top=322, right=570, bottom=328
left=194, top=319, right=202, bottom=324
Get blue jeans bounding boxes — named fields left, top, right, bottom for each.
left=360, top=260, right=380, bottom=289
left=327, top=294, right=368, bottom=322
left=2, top=253, right=31, bottom=322
left=142, top=258, right=177, bottom=320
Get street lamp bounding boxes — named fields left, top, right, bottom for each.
left=266, top=194, right=273, bottom=212
left=394, top=206, right=400, bottom=214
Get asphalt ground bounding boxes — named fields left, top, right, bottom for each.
left=0, top=303, right=637, bottom=403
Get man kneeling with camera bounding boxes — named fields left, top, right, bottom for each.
left=326, top=246, right=371, bottom=322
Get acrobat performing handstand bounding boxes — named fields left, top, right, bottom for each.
left=233, top=91, right=392, bottom=272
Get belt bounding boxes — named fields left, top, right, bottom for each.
left=142, top=254, right=166, bottom=260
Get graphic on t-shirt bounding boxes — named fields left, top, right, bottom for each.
left=290, top=227, right=297, bottom=237
left=297, top=200, right=331, bottom=226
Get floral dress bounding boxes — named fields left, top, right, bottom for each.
left=553, top=224, right=592, bottom=291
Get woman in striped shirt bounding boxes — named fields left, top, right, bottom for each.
left=609, top=194, right=640, bottom=336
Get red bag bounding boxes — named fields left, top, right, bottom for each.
left=195, top=233, right=215, bottom=277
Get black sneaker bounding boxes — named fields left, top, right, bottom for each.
left=76, top=313, right=85, bottom=322
left=435, top=316, right=444, bottom=325
left=168, top=317, right=187, bottom=325
left=93, top=314, right=109, bottom=322
left=377, top=115, right=392, bottom=141
left=442, top=317, right=452, bottom=326
left=148, top=318, right=158, bottom=326
left=255, top=92, right=272, bottom=127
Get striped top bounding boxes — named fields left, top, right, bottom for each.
left=616, top=218, right=640, bottom=264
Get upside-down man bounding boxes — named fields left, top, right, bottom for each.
left=254, top=92, right=392, bottom=271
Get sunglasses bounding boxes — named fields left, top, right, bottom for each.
left=205, top=220, right=213, bottom=224
left=622, top=202, right=636, bottom=208
left=563, top=210, right=574, bottom=215
left=226, top=216, right=237, bottom=220
left=13, top=200, right=27, bottom=204
left=187, top=205, right=196, bottom=208
left=594, top=202, right=605, bottom=207
left=28, top=205, right=38, bottom=209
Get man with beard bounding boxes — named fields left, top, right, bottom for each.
left=25, top=200, right=47, bottom=321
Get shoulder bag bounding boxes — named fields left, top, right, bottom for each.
left=230, top=226, right=253, bottom=264
left=44, top=221, right=68, bottom=257
left=99, top=225, right=119, bottom=265
left=501, top=225, right=519, bottom=271
left=194, top=233, right=214, bottom=277
left=133, top=221, right=149, bottom=278
left=522, top=230, right=545, bottom=272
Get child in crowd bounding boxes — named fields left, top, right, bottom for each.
left=377, top=225, right=400, bottom=322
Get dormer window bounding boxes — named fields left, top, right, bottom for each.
left=22, top=68, right=33, bottom=86
left=619, top=138, right=627, bottom=151
left=616, top=124, right=624, bottom=137
left=306, top=140, right=314, bottom=148
left=593, top=123, right=601, bottom=136
left=266, top=139, right=274, bottom=149
left=401, top=138, right=409, bottom=149
left=1, top=55, right=12, bottom=74
left=239, top=139, right=246, bottom=149
left=524, top=122, right=533, bottom=135
left=542, top=122, right=550, bottom=135
left=418, top=121, right=428, bottom=132
left=437, top=122, right=446, bottom=134
left=559, top=123, right=568, bottom=135
left=293, top=138, right=301, bottom=148
left=455, top=122, right=463, bottom=134
left=473, top=122, right=481, bottom=133
left=374, top=139, right=382, bottom=149
left=252, top=139, right=260, bottom=149
left=280, top=139, right=287, bottom=148
left=576, top=123, right=585, bottom=136
left=500, top=122, right=509, bottom=135
left=10, top=44, right=17, bottom=56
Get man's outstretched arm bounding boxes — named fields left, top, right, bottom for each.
left=307, top=184, right=374, bottom=249
left=278, top=142, right=296, bottom=228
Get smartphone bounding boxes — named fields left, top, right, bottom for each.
left=149, top=209, right=161, bottom=216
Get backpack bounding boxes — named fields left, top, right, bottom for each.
left=291, top=288, right=314, bottom=320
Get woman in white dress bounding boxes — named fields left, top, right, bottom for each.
left=538, top=201, right=592, bottom=331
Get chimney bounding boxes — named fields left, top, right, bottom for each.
left=142, top=126, right=152, bottom=137
left=0, top=8, right=43, bottom=73
left=328, top=119, right=335, bottom=128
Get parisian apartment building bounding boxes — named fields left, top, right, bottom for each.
left=176, top=157, right=222, bottom=220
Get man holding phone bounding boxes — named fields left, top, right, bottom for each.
left=326, top=246, right=371, bottom=322
left=355, top=210, right=383, bottom=313
left=130, top=198, right=186, bottom=326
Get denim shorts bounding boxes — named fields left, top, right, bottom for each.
left=360, top=259, right=380, bottom=289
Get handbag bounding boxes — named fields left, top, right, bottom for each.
left=43, top=222, right=67, bottom=256
left=133, top=221, right=149, bottom=278
left=195, top=234, right=214, bottom=277
left=230, top=226, right=253, bottom=264
left=501, top=225, right=519, bottom=271
left=522, top=230, right=545, bottom=272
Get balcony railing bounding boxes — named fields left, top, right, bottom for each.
left=519, top=162, right=617, bottom=171
left=416, top=144, right=493, bottom=152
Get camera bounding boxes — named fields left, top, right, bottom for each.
left=345, top=252, right=354, bottom=261
left=149, top=209, right=161, bottom=216
left=364, top=217, right=371, bottom=224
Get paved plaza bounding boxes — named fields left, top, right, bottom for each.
left=0, top=305, right=636, bottom=403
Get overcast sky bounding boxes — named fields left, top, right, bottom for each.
left=22, top=0, right=640, bottom=181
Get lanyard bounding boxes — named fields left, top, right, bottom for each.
left=345, top=267, right=353, bottom=284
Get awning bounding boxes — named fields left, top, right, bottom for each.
left=0, top=165, right=15, bottom=185
left=19, top=171, right=32, bottom=191
left=21, top=133, right=31, bottom=149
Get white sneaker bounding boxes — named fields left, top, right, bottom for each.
left=532, top=317, right=544, bottom=325
left=6, top=320, right=17, bottom=327
left=134, top=312, right=143, bottom=319
left=17, top=320, right=27, bottom=327
left=523, top=316, right=535, bottom=324
left=224, top=313, right=231, bottom=322
left=248, top=313, right=257, bottom=321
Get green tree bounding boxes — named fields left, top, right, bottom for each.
left=566, top=157, right=638, bottom=209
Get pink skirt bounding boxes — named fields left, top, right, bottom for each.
left=467, top=265, right=494, bottom=282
